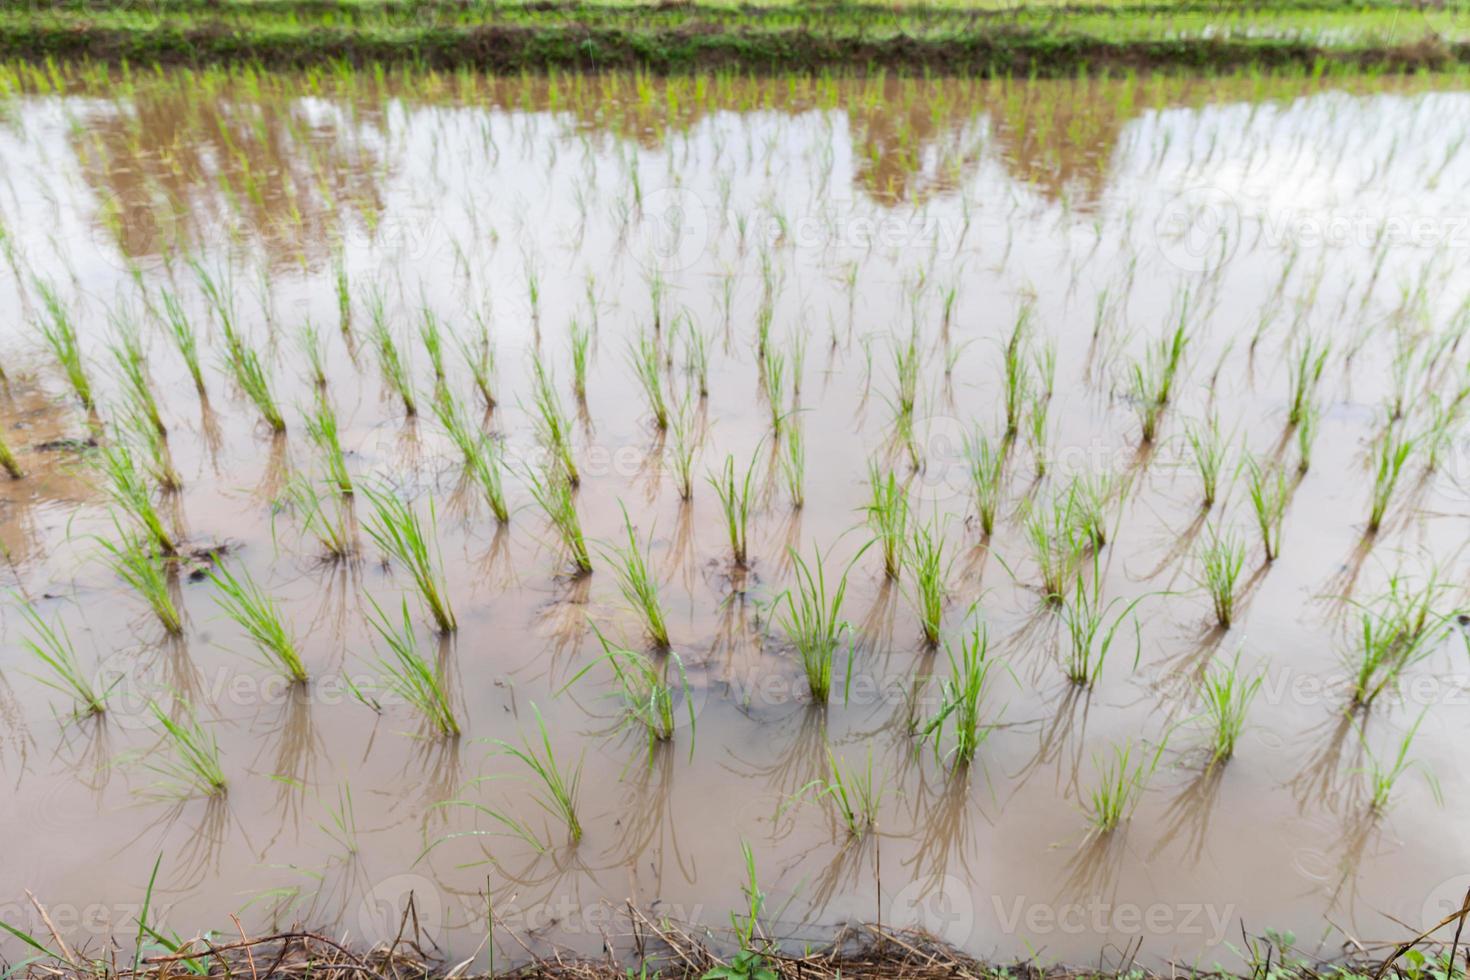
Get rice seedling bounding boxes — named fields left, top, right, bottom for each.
left=1184, top=414, right=1228, bottom=509
left=1359, top=712, right=1440, bottom=811
left=918, top=622, right=999, bottom=766
left=110, top=314, right=166, bottom=436
left=603, top=504, right=670, bottom=648
left=1367, top=422, right=1414, bottom=534
left=223, top=337, right=286, bottom=433
left=97, top=528, right=182, bottom=634
left=419, top=308, right=447, bottom=383
left=1069, top=472, right=1120, bottom=549
left=1286, top=334, right=1330, bottom=426
left=1348, top=577, right=1453, bottom=707
left=1243, top=456, right=1290, bottom=561
left=333, top=252, right=352, bottom=336
left=1024, top=392, right=1050, bottom=477
left=0, top=428, right=22, bottom=479
left=526, top=463, right=591, bottom=574
left=570, top=317, right=591, bottom=402
left=1127, top=320, right=1189, bottom=444
left=908, top=520, right=949, bottom=647
left=667, top=395, right=700, bottom=501
left=708, top=452, right=757, bottom=568
left=494, top=703, right=583, bottom=844
left=964, top=431, right=1005, bottom=537
left=1001, top=305, right=1032, bottom=436
left=1197, top=525, right=1247, bottom=629
left=159, top=289, right=206, bottom=395
left=1085, top=740, right=1162, bottom=834
left=1197, top=652, right=1263, bottom=766
left=433, top=390, right=508, bottom=523
left=210, top=562, right=309, bottom=683
left=304, top=393, right=352, bottom=496
left=367, top=295, right=417, bottom=416
left=1296, top=398, right=1320, bottom=473
left=683, top=316, right=711, bottom=398
left=17, top=602, right=106, bottom=716
left=456, top=310, right=497, bottom=409
left=98, top=441, right=177, bottom=555
left=366, top=597, right=459, bottom=738
left=790, top=748, right=884, bottom=837
left=779, top=411, right=805, bottom=508
left=1058, top=569, right=1145, bottom=687
left=564, top=625, right=693, bottom=750
left=761, top=350, right=788, bottom=434
left=277, top=476, right=354, bottom=560
left=530, top=362, right=579, bottom=485
left=1024, top=495, right=1089, bottom=604
left=144, top=699, right=227, bottom=797
left=299, top=317, right=328, bottom=389
left=361, top=487, right=458, bottom=633
left=34, top=279, right=93, bottom=411
left=865, top=464, right=909, bottom=579
left=629, top=331, right=669, bottom=430
left=774, top=542, right=861, bottom=704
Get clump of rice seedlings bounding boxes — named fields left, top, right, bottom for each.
left=775, top=543, right=861, bottom=704
left=1024, top=392, right=1050, bottom=477
left=1085, top=740, right=1162, bottom=834
left=299, top=318, right=328, bottom=389
left=1058, top=570, right=1144, bottom=687
left=1286, top=334, right=1330, bottom=427
left=1296, top=399, right=1320, bottom=474
left=570, top=318, right=591, bottom=402
left=110, top=314, right=166, bottom=436
left=530, top=362, right=579, bottom=485
left=223, top=337, right=286, bottom=433
left=708, top=452, right=757, bottom=568
left=918, top=622, right=998, bottom=767
left=1001, top=304, right=1032, bottom=436
left=419, top=308, right=447, bottom=383
left=34, top=279, right=94, bottom=411
left=159, top=289, right=205, bottom=395
left=667, top=395, right=700, bottom=501
left=1127, top=321, right=1189, bottom=443
left=1360, top=712, right=1439, bottom=812
left=97, top=528, right=182, bottom=634
left=683, top=316, right=711, bottom=398
left=210, top=562, right=308, bottom=683
left=366, top=597, right=459, bottom=738
left=144, top=699, right=227, bottom=797
left=865, top=464, right=909, bottom=579
left=908, top=520, right=949, bottom=647
left=1069, top=472, right=1120, bottom=549
left=604, top=505, right=669, bottom=648
left=1243, top=456, right=1290, bottom=561
left=18, top=603, right=105, bottom=716
left=278, top=476, right=354, bottom=560
left=0, top=428, right=22, bottom=479
left=304, top=393, right=352, bottom=496
left=361, top=488, right=457, bottom=633
left=1348, top=575, right=1452, bottom=707
left=1198, top=652, right=1263, bottom=766
left=1024, top=495, right=1088, bottom=603
left=965, top=431, right=1005, bottom=537
left=629, top=331, right=669, bottom=430
left=565, top=626, right=693, bottom=750
left=433, top=391, right=508, bottom=524
left=527, top=464, right=591, bottom=574
left=333, top=252, right=352, bottom=335
left=761, top=350, right=788, bottom=434
left=791, top=748, right=884, bottom=837
left=1184, top=414, right=1228, bottom=508
left=119, top=405, right=182, bottom=492
left=456, top=310, right=497, bottom=409
left=367, top=295, right=417, bottom=416
left=891, top=333, right=920, bottom=426
left=1367, top=423, right=1414, bottom=534
left=779, top=411, right=805, bottom=508
left=495, top=704, right=583, bottom=844
left=99, top=441, right=177, bottom=555
left=1197, top=526, right=1247, bottom=629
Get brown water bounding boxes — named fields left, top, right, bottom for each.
left=2, top=68, right=1470, bottom=971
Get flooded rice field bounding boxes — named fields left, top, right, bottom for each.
left=2, top=67, right=1470, bottom=970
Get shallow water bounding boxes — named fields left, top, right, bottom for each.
left=2, top=68, right=1470, bottom=971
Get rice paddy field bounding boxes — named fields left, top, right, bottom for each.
left=2, top=57, right=1470, bottom=979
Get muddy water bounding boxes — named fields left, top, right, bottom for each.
left=2, top=68, right=1470, bottom=970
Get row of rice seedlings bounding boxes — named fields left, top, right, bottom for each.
left=907, top=520, right=949, bottom=647
left=604, top=505, right=670, bottom=648
left=667, top=395, right=701, bottom=501
left=34, top=279, right=94, bottom=411
left=865, top=464, right=909, bottom=579
left=917, top=622, right=998, bottom=767
left=366, top=597, right=460, bottom=738
left=0, top=428, right=22, bottom=478
left=494, top=704, right=583, bottom=844
left=965, top=431, right=1005, bottom=536
left=110, top=314, right=166, bottom=436
left=433, top=389, right=509, bottom=523
left=1367, top=422, right=1414, bottom=533
left=304, top=392, right=353, bottom=496
left=278, top=476, right=354, bottom=561
left=1058, top=566, right=1145, bottom=687
left=368, top=294, right=417, bottom=416
left=566, top=626, right=693, bottom=752
left=526, top=464, right=591, bottom=574
left=1197, top=525, right=1247, bottom=629
left=144, top=699, right=227, bottom=797
left=629, top=331, right=668, bottom=429
left=1286, top=334, right=1330, bottom=427
left=1085, top=740, right=1163, bottom=834
left=1184, top=413, right=1229, bottom=509
left=18, top=602, right=106, bottom=716
left=1198, top=652, right=1262, bottom=766
left=709, top=452, right=757, bottom=568
left=790, top=748, right=884, bottom=838
left=1243, top=456, right=1290, bottom=561
left=530, top=362, right=579, bottom=485
left=774, top=543, right=860, bottom=704
left=99, top=441, right=177, bottom=555
left=222, top=335, right=286, bottom=433
left=362, top=487, right=458, bottom=632
left=1361, top=712, right=1439, bottom=811
left=210, top=562, right=308, bottom=683
left=158, top=289, right=206, bottom=396
left=779, top=411, right=805, bottom=508
left=97, top=526, right=183, bottom=634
